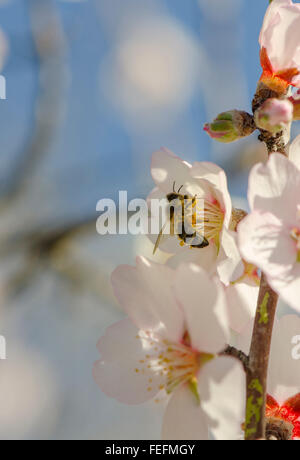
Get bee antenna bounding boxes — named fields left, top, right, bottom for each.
left=173, top=181, right=176, bottom=193
left=178, top=185, right=183, bottom=193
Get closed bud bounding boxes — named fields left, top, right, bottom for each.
left=204, top=110, right=255, bottom=144
left=290, top=90, right=300, bottom=121
left=254, top=98, right=293, bottom=134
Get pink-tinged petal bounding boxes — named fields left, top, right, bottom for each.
left=268, top=268, right=300, bottom=312
left=260, top=0, right=300, bottom=75
left=217, top=228, right=244, bottom=286
left=234, top=319, right=256, bottom=358
left=268, top=316, right=300, bottom=404
left=111, top=257, right=185, bottom=343
left=238, top=211, right=295, bottom=280
left=191, top=162, right=232, bottom=228
left=93, top=319, right=164, bottom=404
left=151, top=149, right=192, bottom=195
left=289, top=134, right=300, bottom=170
left=248, top=154, right=300, bottom=224
left=167, top=244, right=217, bottom=273
left=198, top=357, right=246, bottom=440
left=162, top=384, right=209, bottom=440
left=226, top=279, right=258, bottom=334
left=174, top=264, right=230, bottom=354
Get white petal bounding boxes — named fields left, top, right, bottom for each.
left=234, top=321, right=254, bottom=357
left=238, top=211, right=296, bottom=280
left=191, top=162, right=232, bottom=228
left=226, top=279, right=258, bottom=334
left=260, top=0, right=300, bottom=72
left=93, top=319, right=164, bottom=404
left=151, top=148, right=192, bottom=195
left=289, top=134, right=300, bottom=170
left=174, top=264, right=230, bottom=354
left=217, top=228, right=244, bottom=285
left=162, top=384, right=209, bottom=440
left=167, top=244, right=217, bottom=273
left=268, top=269, right=300, bottom=312
left=248, top=154, right=300, bottom=225
left=268, top=315, right=300, bottom=404
left=112, top=257, right=185, bottom=342
left=198, top=357, right=246, bottom=440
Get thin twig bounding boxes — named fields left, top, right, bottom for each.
left=221, top=346, right=249, bottom=373
left=243, top=36, right=291, bottom=437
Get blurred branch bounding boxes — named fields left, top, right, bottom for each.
left=0, top=214, right=97, bottom=256
left=0, top=0, right=68, bottom=207
left=2, top=215, right=98, bottom=299
left=0, top=2, right=120, bottom=305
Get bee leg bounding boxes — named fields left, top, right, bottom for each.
left=188, top=234, right=209, bottom=249
left=190, top=240, right=210, bottom=249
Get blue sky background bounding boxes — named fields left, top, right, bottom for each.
left=0, top=0, right=269, bottom=213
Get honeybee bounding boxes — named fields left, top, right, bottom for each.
left=153, top=182, right=209, bottom=254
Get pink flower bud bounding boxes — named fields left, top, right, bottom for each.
left=260, top=0, right=300, bottom=93
left=254, top=98, right=293, bottom=134
left=204, top=110, right=255, bottom=144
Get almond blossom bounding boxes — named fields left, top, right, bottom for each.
left=238, top=153, right=300, bottom=312
left=168, top=248, right=258, bottom=334
left=237, top=316, right=300, bottom=440
left=93, top=257, right=245, bottom=440
left=259, top=0, right=300, bottom=93
left=148, top=148, right=243, bottom=285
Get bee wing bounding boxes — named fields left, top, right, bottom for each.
left=153, top=221, right=171, bottom=255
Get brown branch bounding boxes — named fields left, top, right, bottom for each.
left=244, top=65, right=287, bottom=440
left=244, top=273, right=278, bottom=440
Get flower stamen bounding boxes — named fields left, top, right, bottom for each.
left=134, top=332, right=213, bottom=401
left=174, top=198, right=224, bottom=246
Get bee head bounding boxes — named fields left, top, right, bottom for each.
left=167, top=183, right=185, bottom=202
left=166, top=192, right=181, bottom=203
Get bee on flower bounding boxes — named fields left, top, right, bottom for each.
left=148, top=148, right=244, bottom=285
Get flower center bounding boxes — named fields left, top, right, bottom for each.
left=234, top=262, right=260, bottom=286
left=290, top=227, right=300, bottom=262
left=176, top=198, right=224, bottom=246
left=134, top=331, right=213, bottom=400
